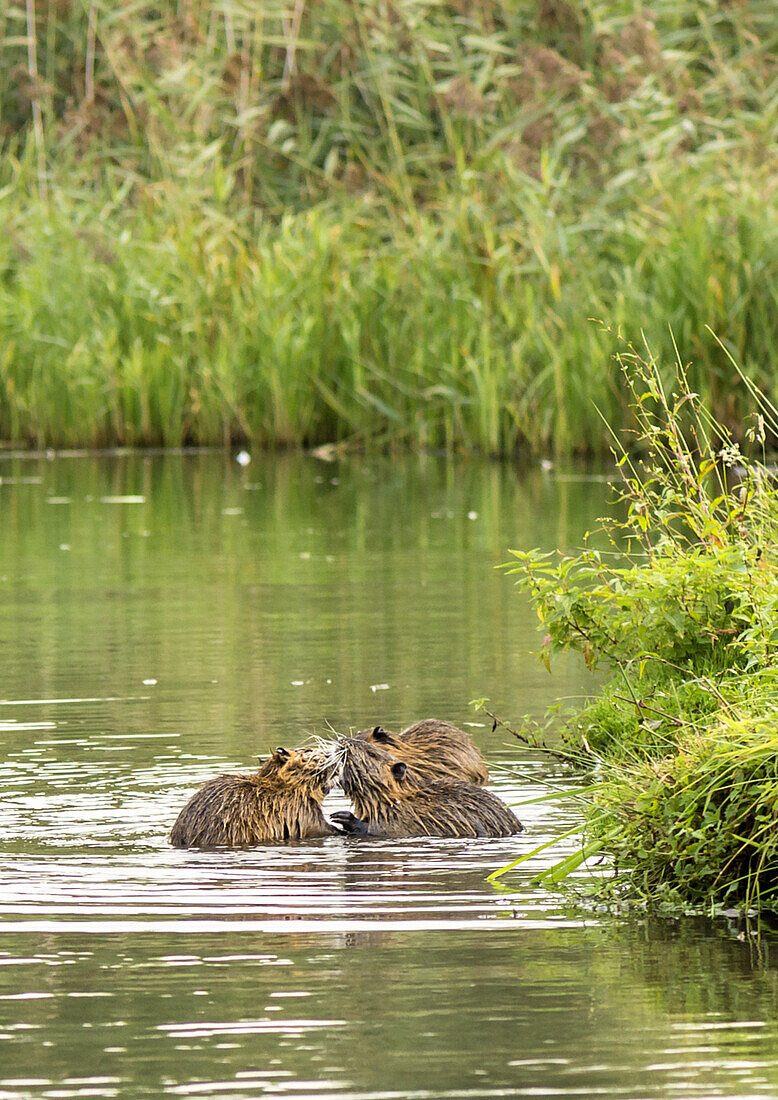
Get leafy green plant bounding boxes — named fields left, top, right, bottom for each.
left=590, top=715, right=778, bottom=909
left=501, top=337, right=778, bottom=908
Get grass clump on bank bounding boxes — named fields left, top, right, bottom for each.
left=504, top=339, right=778, bottom=909
left=2, top=2, right=778, bottom=451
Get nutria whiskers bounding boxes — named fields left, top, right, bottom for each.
left=328, top=737, right=523, bottom=839
left=169, top=746, right=338, bottom=848
left=354, top=718, right=489, bottom=785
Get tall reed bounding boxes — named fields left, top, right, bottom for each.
left=1, top=1, right=778, bottom=451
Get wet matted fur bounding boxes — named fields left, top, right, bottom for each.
left=170, top=746, right=338, bottom=848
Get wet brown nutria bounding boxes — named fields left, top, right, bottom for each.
left=329, top=737, right=522, bottom=839
left=354, top=719, right=489, bottom=785
left=170, top=746, right=338, bottom=848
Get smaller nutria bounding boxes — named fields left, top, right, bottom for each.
left=170, top=746, right=338, bottom=848
left=329, top=738, right=522, bottom=839
left=355, top=719, right=489, bottom=785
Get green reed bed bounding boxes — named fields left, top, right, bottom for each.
left=502, top=342, right=778, bottom=909
left=3, top=171, right=778, bottom=452
left=2, top=1, right=778, bottom=451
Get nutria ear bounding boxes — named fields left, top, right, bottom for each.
left=391, top=761, right=407, bottom=781
left=371, top=726, right=389, bottom=742
left=275, top=746, right=291, bottom=761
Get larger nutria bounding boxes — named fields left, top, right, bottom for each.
left=355, top=719, right=489, bottom=786
left=170, top=746, right=339, bottom=848
left=328, top=737, right=522, bottom=838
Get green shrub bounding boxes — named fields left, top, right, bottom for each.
left=592, top=715, right=778, bottom=909
left=503, top=339, right=778, bottom=908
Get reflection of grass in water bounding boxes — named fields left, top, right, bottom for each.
left=2, top=3, right=778, bottom=451
left=0, top=452, right=604, bottom=765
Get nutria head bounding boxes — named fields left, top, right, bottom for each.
left=257, top=745, right=336, bottom=803
left=355, top=721, right=471, bottom=744
left=354, top=725, right=402, bottom=749
left=352, top=721, right=489, bottom=785
left=328, top=735, right=522, bottom=839
left=330, top=737, right=418, bottom=820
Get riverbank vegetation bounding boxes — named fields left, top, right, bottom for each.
left=502, top=340, right=778, bottom=910
left=2, top=2, right=778, bottom=451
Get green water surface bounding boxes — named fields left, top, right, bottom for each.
left=1, top=452, right=777, bottom=1100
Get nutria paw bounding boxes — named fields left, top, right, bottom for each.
left=330, top=810, right=369, bottom=836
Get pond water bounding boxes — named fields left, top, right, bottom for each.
left=1, top=451, right=778, bottom=1100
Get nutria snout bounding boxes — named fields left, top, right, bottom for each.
left=330, top=737, right=523, bottom=839
left=354, top=718, right=489, bottom=785
left=169, top=745, right=339, bottom=848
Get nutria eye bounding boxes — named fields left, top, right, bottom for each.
left=391, top=762, right=407, bottom=781
left=372, top=727, right=389, bottom=742
left=275, top=746, right=290, bottom=761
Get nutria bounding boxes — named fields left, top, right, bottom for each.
left=170, top=746, right=338, bottom=848
left=355, top=719, right=489, bottom=785
left=329, top=737, right=522, bottom=838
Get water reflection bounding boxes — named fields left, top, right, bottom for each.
left=1, top=452, right=776, bottom=1099
left=2, top=926, right=778, bottom=1099
left=0, top=451, right=602, bottom=745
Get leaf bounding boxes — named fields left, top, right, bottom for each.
left=532, top=835, right=609, bottom=885
left=487, top=825, right=584, bottom=884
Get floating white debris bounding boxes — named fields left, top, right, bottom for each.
left=99, top=496, right=145, bottom=504
left=310, top=442, right=340, bottom=462
left=142, top=679, right=157, bottom=686
left=370, top=683, right=390, bottom=693
left=540, top=458, right=554, bottom=471
left=46, top=497, right=71, bottom=504
left=299, top=552, right=311, bottom=560
left=467, top=511, right=478, bottom=520
left=59, top=544, right=70, bottom=551
left=222, top=508, right=243, bottom=516
left=236, top=450, right=251, bottom=466
left=291, top=680, right=305, bottom=687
